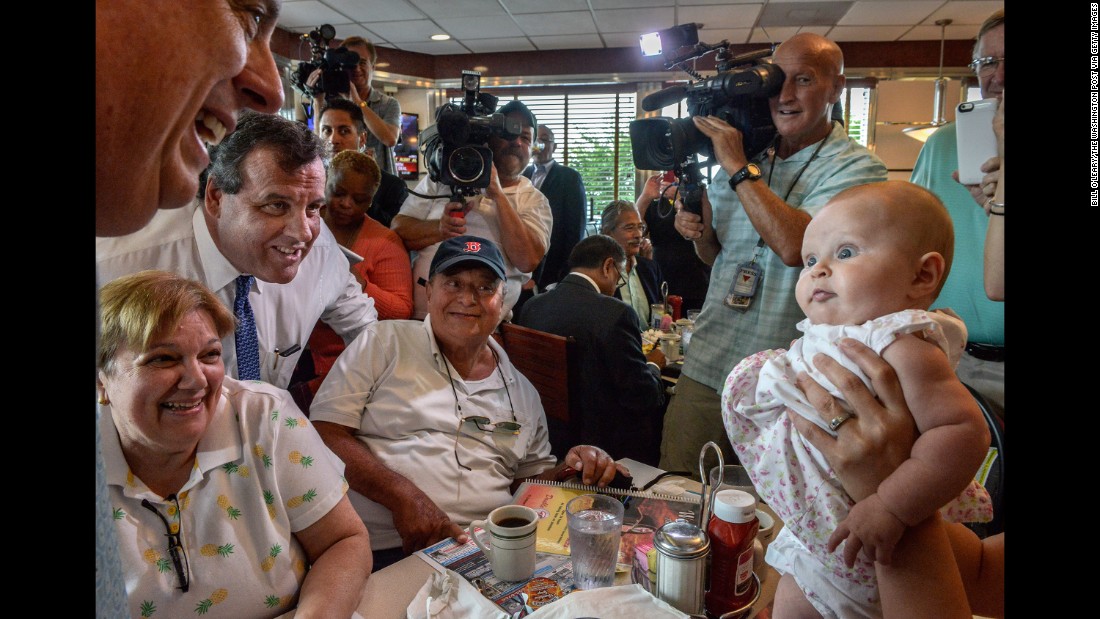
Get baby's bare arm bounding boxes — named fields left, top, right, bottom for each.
left=876, top=335, right=990, bottom=525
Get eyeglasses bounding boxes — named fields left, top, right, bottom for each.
left=461, top=416, right=522, bottom=435
left=618, top=223, right=647, bottom=234
left=141, top=495, right=190, bottom=592
left=968, top=56, right=1004, bottom=77
left=443, top=346, right=519, bottom=471
left=614, top=264, right=628, bottom=291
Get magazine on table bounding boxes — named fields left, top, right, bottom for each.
left=415, top=477, right=702, bottom=613
left=509, top=479, right=701, bottom=572
left=415, top=531, right=577, bottom=616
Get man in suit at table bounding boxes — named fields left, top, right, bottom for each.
left=524, top=124, right=588, bottom=290
left=516, top=235, right=668, bottom=465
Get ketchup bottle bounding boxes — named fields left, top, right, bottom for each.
left=667, top=295, right=683, bottom=321
left=705, top=489, right=759, bottom=618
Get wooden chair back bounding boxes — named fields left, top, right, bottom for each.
left=498, top=321, right=575, bottom=425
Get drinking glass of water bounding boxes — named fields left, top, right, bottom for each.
left=566, top=494, right=625, bottom=590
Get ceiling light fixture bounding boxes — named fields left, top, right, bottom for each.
left=430, top=34, right=451, bottom=41
left=902, top=18, right=952, bottom=143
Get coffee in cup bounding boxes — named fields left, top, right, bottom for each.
left=470, top=505, right=539, bottom=582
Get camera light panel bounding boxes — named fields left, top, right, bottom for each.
left=639, top=32, right=663, bottom=57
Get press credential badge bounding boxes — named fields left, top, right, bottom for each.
left=724, top=261, right=763, bottom=311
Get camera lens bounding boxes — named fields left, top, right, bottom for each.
left=629, top=118, right=680, bottom=170
left=448, top=146, right=486, bottom=184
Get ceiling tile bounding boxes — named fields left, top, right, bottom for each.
left=463, top=37, right=538, bottom=53
left=328, top=24, right=388, bottom=44
left=679, top=4, right=764, bottom=30
left=529, top=34, right=606, bottom=50
left=759, top=1, right=853, bottom=27
left=514, top=11, right=598, bottom=36
left=746, top=26, right=802, bottom=44
left=436, top=15, right=525, bottom=39
left=899, top=23, right=981, bottom=42
left=406, top=0, right=510, bottom=19
left=747, top=24, right=833, bottom=47
left=368, top=20, right=449, bottom=43
left=394, top=39, right=473, bottom=54
left=318, top=0, right=426, bottom=22
left=590, top=0, right=676, bottom=8
left=504, top=0, right=591, bottom=13
left=924, top=1, right=1005, bottom=25
left=680, top=0, right=762, bottom=5
left=277, top=1, right=351, bottom=29
left=593, top=8, right=676, bottom=34
left=838, top=1, right=943, bottom=26
left=827, top=25, right=911, bottom=41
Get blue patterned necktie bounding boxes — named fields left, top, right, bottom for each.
left=233, top=275, right=261, bottom=381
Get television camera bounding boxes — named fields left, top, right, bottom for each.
left=419, top=70, right=523, bottom=201
left=630, top=23, right=784, bottom=214
left=289, top=24, right=360, bottom=99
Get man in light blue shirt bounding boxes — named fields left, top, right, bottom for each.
left=659, top=33, right=887, bottom=475
left=911, top=10, right=1005, bottom=417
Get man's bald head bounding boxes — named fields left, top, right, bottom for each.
left=774, top=33, right=844, bottom=77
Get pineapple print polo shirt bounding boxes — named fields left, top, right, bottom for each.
left=100, top=376, right=348, bottom=618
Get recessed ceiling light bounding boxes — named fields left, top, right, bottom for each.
left=375, top=62, right=391, bottom=68
left=473, top=65, right=489, bottom=73
left=430, top=34, right=451, bottom=41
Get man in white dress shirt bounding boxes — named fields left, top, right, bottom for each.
left=96, top=111, right=378, bottom=389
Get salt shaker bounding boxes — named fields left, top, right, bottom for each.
left=653, top=519, right=710, bottom=616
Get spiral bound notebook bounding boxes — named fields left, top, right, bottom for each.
left=510, top=479, right=701, bottom=567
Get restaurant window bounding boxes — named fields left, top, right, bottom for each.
left=453, top=89, right=637, bottom=222
left=843, top=87, right=872, bottom=147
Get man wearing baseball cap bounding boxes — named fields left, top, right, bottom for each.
left=310, top=236, right=627, bottom=570
left=394, top=99, right=553, bottom=321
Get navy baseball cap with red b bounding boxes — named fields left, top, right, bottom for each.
left=429, top=235, right=507, bottom=281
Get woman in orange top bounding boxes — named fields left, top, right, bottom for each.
left=305, top=151, right=414, bottom=402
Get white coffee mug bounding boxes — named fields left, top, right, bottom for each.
left=658, top=333, right=682, bottom=362
left=755, top=509, right=776, bottom=545
left=470, top=505, right=539, bottom=582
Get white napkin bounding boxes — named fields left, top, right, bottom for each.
left=528, top=584, right=689, bottom=618
left=406, top=574, right=690, bottom=619
left=406, top=569, right=509, bottom=619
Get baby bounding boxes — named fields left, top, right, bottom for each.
left=721, top=181, right=993, bottom=619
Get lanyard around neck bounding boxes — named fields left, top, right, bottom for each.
left=749, top=123, right=831, bottom=254
left=766, top=122, right=832, bottom=203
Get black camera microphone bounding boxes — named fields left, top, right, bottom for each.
left=436, top=105, right=471, bottom=145
left=642, top=85, right=688, bottom=112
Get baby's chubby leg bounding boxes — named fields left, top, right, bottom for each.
left=773, top=573, right=825, bottom=619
